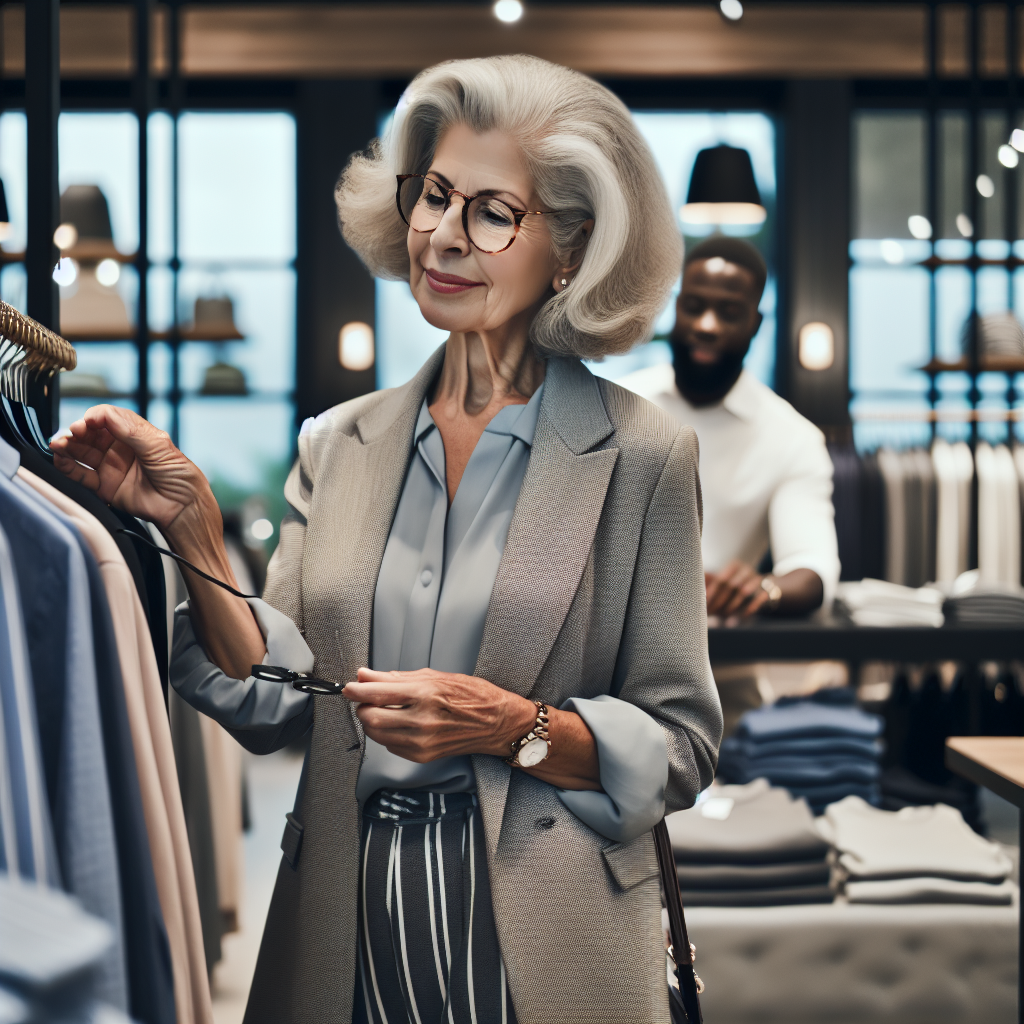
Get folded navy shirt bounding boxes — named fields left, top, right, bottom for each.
left=734, top=702, right=884, bottom=742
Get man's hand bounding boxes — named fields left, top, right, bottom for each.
left=705, top=560, right=768, bottom=618
left=705, top=563, right=825, bottom=619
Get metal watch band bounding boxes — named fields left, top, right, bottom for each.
left=505, top=700, right=550, bottom=767
left=760, top=574, right=783, bottom=612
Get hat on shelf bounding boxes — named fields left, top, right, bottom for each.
left=961, top=311, right=1024, bottom=360
left=188, top=295, right=244, bottom=341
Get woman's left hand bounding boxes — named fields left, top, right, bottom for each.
left=343, top=668, right=603, bottom=790
left=343, top=667, right=537, bottom=762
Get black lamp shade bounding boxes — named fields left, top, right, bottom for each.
left=0, top=178, right=9, bottom=225
left=59, top=184, right=114, bottom=240
left=686, top=145, right=762, bottom=206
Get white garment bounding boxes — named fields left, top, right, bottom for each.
left=977, top=443, right=1022, bottom=587
left=825, top=796, right=1013, bottom=882
left=835, top=579, right=944, bottom=628
left=619, top=364, right=840, bottom=603
left=932, top=439, right=973, bottom=584
left=845, top=876, right=1017, bottom=905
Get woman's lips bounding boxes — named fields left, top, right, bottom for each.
left=424, top=268, right=484, bottom=294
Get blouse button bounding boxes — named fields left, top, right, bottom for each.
left=420, top=569, right=433, bottom=587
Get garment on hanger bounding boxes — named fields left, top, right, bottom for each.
left=0, top=449, right=128, bottom=1011
left=18, top=468, right=177, bottom=1024
left=876, top=449, right=906, bottom=585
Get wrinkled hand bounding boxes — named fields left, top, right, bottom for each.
left=705, top=559, right=767, bottom=618
left=343, top=667, right=537, bottom=763
left=50, top=404, right=212, bottom=533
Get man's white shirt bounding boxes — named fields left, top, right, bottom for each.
left=619, top=363, right=840, bottom=605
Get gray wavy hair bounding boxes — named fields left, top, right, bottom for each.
left=335, top=54, right=682, bottom=359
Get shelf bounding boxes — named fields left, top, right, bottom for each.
left=0, top=244, right=137, bottom=265
left=64, top=326, right=245, bottom=343
left=920, top=356, right=1024, bottom=375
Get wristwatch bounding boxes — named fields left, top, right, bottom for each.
left=506, top=701, right=551, bottom=768
left=760, top=574, right=783, bottom=613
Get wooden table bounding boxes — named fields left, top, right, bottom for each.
left=946, top=736, right=1024, bottom=1024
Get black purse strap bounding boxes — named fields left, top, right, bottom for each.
left=653, top=818, right=704, bottom=1024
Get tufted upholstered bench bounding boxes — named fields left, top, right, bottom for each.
left=684, top=896, right=1018, bottom=1023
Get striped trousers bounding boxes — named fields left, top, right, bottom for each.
left=353, top=790, right=518, bottom=1024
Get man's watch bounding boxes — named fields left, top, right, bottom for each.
left=506, top=701, right=551, bottom=768
left=760, top=574, right=783, bottom=613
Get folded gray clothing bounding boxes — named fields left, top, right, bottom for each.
left=845, top=877, right=1017, bottom=905
left=825, top=796, right=1013, bottom=881
left=725, top=736, right=884, bottom=760
left=679, top=885, right=835, bottom=907
left=676, top=859, right=831, bottom=890
left=720, top=757, right=881, bottom=787
left=667, top=779, right=830, bottom=865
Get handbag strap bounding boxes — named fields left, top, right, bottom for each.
left=653, top=818, right=704, bottom=1024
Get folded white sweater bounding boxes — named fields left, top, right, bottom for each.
left=824, top=796, right=1013, bottom=882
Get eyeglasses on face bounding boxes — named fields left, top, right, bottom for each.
left=396, top=174, right=559, bottom=254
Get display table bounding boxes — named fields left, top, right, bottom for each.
left=946, top=736, right=1024, bottom=1024
left=686, top=899, right=1019, bottom=1024
left=709, top=615, right=1024, bottom=664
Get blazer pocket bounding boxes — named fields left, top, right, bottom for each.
left=280, top=812, right=304, bottom=870
left=602, top=838, right=659, bottom=892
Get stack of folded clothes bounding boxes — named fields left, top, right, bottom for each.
left=942, top=571, right=1024, bottom=626
left=717, top=689, right=884, bottom=814
left=666, top=779, right=834, bottom=906
left=834, top=579, right=945, bottom=627
left=823, top=795, right=1016, bottom=905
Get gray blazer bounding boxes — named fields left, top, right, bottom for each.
left=244, top=347, right=722, bottom=1024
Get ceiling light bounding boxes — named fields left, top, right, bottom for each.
left=680, top=145, right=766, bottom=227
left=976, top=174, right=995, bottom=198
left=52, top=257, right=77, bottom=287
left=53, top=223, right=78, bottom=250
left=493, top=0, right=523, bottom=23
left=250, top=518, right=274, bottom=541
left=880, top=239, right=904, bottom=264
left=719, top=0, right=744, bottom=21
left=997, top=144, right=1019, bottom=169
left=339, top=321, right=375, bottom=371
left=1011, top=128, right=1024, bottom=152
left=798, top=322, right=834, bottom=371
left=95, top=258, right=120, bottom=287
left=956, top=212, right=973, bottom=238
left=907, top=215, right=932, bottom=240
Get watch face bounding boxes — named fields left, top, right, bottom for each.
left=518, top=736, right=549, bottom=768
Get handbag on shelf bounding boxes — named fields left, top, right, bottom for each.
left=653, top=818, right=704, bottom=1024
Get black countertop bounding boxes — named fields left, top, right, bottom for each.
left=708, top=615, right=1024, bottom=663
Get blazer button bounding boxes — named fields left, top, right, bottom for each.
left=535, top=816, right=556, bottom=830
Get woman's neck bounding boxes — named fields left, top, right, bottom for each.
left=428, top=323, right=546, bottom=504
left=431, top=326, right=546, bottom=421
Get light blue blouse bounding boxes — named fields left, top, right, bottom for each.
left=171, top=383, right=669, bottom=842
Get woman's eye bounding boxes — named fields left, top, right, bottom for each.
left=477, top=201, right=514, bottom=228
left=423, top=192, right=446, bottom=210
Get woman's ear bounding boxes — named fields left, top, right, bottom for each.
left=552, top=219, right=595, bottom=292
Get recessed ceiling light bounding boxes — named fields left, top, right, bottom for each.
left=493, top=0, right=523, bottom=23
left=719, top=0, right=744, bottom=21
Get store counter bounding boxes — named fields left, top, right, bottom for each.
left=709, top=615, right=1024, bottom=664
left=687, top=897, right=1019, bottom=1024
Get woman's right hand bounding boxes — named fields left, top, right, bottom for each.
left=50, top=404, right=214, bottom=535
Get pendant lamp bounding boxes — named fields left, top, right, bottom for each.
left=57, top=184, right=132, bottom=340
left=680, top=145, right=767, bottom=227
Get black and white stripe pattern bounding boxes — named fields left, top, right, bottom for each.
left=353, top=790, right=516, bottom=1024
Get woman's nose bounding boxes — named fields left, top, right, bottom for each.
left=430, top=198, right=470, bottom=256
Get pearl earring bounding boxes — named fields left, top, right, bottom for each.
left=560, top=277, right=569, bottom=289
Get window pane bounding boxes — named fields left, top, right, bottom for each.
left=179, top=112, right=296, bottom=263
left=853, top=112, right=925, bottom=240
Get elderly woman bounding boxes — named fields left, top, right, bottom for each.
left=53, top=55, right=721, bottom=1024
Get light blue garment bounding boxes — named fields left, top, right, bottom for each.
left=170, top=382, right=669, bottom=843
left=0, top=474, right=128, bottom=1011
left=0, top=521, right=60, bottom=886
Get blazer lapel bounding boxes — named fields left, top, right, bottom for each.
left=474, top=358, right=618, bottom=698
left=304, top=345, right=446, bottom=688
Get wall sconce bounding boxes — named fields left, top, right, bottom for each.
left=339, top=321, right=375, bottom=371
left=798, top=322, right=834, bottom=371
